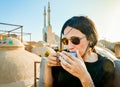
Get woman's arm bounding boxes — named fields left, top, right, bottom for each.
left=44, top=53, right=60, bottom=87
left=79, top=72, right=95, bottom=87
left=44, top=64, right=53, bottom=87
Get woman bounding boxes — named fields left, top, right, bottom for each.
left=44, top=16, right=115, bottom=87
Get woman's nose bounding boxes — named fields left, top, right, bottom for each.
left=67, top=40, right=74, bottom=48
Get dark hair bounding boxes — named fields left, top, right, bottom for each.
left=60, top=16, right=98, bottom=49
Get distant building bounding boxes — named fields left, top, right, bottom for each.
left=42, top=2, right=59, bottom=46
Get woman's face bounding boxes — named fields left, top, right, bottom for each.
left=63, top=26, right=90, bottom=56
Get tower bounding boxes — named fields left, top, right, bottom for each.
left=47, top=2, right=53, bottom=45
left=42, top=6, right=47, bottom=42
left=42, top=2, right=55, bottom=45
left=48, top=2, right=51, bottom=26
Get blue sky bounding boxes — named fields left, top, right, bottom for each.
left=0, top=0, right=120, bottom=42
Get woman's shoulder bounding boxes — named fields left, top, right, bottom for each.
left=98, top=53, right=115, bottom=73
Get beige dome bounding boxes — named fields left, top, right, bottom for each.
left=32, top=46, right=56, bottom=57
left=0, top=37, right=24, bottom=49
left=0, top=37, right=41, bottom=87
left=114, top=44, right=120, bottom=57
left=95, top=46, right=117, bottom=60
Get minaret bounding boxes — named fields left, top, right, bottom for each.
left=42, top=6, right=47, bottom=42
left=47, top=2, right=54, bottom=45
left=44, top=6, right=46, bottom=27
left=48, top=2, right=51, bottom=25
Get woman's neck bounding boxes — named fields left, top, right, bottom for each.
left=83, top=51, right=98, bottom=62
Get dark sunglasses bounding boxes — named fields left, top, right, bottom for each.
left=61, top=36, right=85, bottom=45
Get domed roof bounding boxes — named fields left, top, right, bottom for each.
left=0, top=37, right=41, bottom=87
left=95, top=46, right=117, bottom=60
left=32, top=46, right=56, bottom=57
left=0, top=37, right=24, bottom=49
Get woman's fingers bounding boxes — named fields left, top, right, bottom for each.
left=58, top=52, right=75, bottom=65
left=47, top=53, right=60, bottom=66
left=60, top=57, right=72, bottom=71
left=62, top=51, right=75, bottom=60
left=76, top=50, right=84, bottom=62
left=59, top=51, right=76, bottom=73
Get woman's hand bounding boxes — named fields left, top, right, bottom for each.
left=44, top=53, right=61, bottom=87
left=46, top=53, right=61, bottom=67
left=59, top=50, right=94, bottom=87
left=59, top=50, right=87, bottom=77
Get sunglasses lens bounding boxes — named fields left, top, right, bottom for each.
left=71, top=37, right=80, bottom=45
left=62, top=36, right=81, bottom=45
left=61, top=38, right=68, bottom=45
